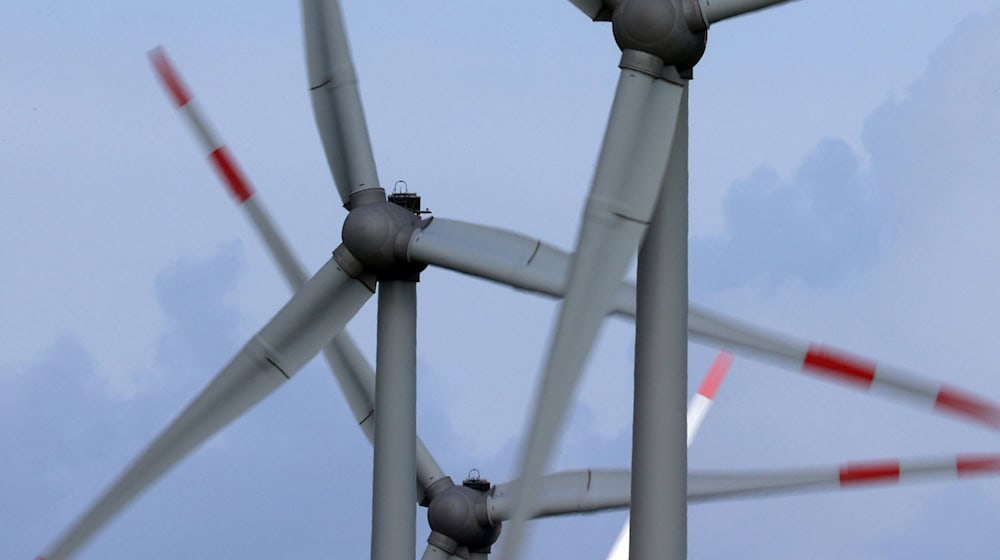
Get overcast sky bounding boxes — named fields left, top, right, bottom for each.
left=3, top=1, right=1000, bottom=559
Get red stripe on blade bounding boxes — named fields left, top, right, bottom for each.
left=839, top=460, right=900, bottom=486
left=934, top=387, right=1000, bottom=429
left=698, top=351, right=734, bottom=399
left=803, top=346, right=876, bottom=387
left=209, top=147, right=254, bottom=203
left=956, top=455, right=1000, bottom=476
left=148, top=47, right=191, bottom=107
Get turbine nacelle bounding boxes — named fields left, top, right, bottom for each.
left=342, top=187, right=429, bottom=281
left=426, top=477, right=502, bottom=556
left=612, top=0, right=707, bottom=71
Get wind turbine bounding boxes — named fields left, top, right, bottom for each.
left=498, top=0, right=999, bottom=558
left=33, top=2, right=1000, bottom=560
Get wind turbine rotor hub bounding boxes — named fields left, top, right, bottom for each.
left=612, top=0, right=707, bottom=71
left=341, top=187, right=428, bottom=280
left=426, top=482, right=501, bottom=552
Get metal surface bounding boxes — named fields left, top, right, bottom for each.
left=489, top=470, right=632, bottom=521
left=408, top=218, right=638, bottom=315
left=630, top=84, right=689, bottom=560
left=372, top=280, right=419, bottom=560
left=426, top=482, right=501, bottom=553
left=342, top=190, right=427, bottom=279
left=420, top=543, right=455, bottom=560
left=302, top=0, right=380, bottom=203
left=612, top=1, right=706, bottom=69
left=39, top=253, right=374, bottom=560
left=695, top=0, right=797, bottom=26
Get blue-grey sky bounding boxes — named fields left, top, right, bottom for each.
left=3, top=1, right=1000, bottom=558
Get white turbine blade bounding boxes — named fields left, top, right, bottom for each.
left=688, top=454, right=1000, bottom=502
left=488, top=469, right=632, bottom=521
left=420, top=544, right=454, bottom=560
left=605, top=514, right=631, bottom=560
left=324, top=332, right=447, bottom=502
left=407, top=218, right=636, bottom=314
left=688, top=306, right=1000, bottom=431
left=150, top=47, right=447, bottom=500
left=410, top=218, right=1000, bottom=432
left=502, top=70, right=685, bottom=559
left=37, top=252, right=374, bottom=560
left=486, top=454, right=1000, bottom=521
left=692, top=0, right=798, bottom=28
left=302, top=0, right=380, bottom=204
left=567, top=0, right=610, bottom=20
left=608, top=351, right=735, bottom=560
left=687, top=351, right=734, bottom=445
left=149, top=47, right=305, bottom=286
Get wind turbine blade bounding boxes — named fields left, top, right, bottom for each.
left=372, top=281, right=418, bottom=560
left=302, top=0, right=380, bottom=204
left=420, top=544, right=454, bottom=560
left=605, top=512, right=631, bottom=560
left=148, top=47, right=303, bottom=285
left=688, top=306, right=1000, bottom=430
left=566, top=0, right=611, bottom=20
left=486, top=454, right=1000, bottom=520
left=609, top=351, right=735, bottom=560
left=688, top=454, right=1000, bottom=502
left=502, top=68, right=685, bottom=559
left=407, top=218, right=637, bottom=314
left=690, top=0, right=799, bottom=28
left=488, top=469, right=632, bottom=521
left=411, top=218, right=1000, bottom=431
left=324, top=333, right=447, bottom=502
left=37, top=251, right=374, bottom=560
left=150, top=47, right=446, bottom=500
left=148, top=48, right=254, bottom=202
left=687, top=351, right=734, bottom=445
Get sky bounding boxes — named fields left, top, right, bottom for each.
left=3, top=0, right=1000, bottom=558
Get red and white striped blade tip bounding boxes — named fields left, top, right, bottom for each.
left=803, top=345, right=1000, bottom=430
left=148, top=46, right=255, bottom=204
left=148, top=46, right=190, bottom=107
left=839, top=454, right=1000, bottom=486
left=697, top=350, right=734, bottom=399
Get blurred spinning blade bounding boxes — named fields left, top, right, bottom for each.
left=501, top=66, right=686, bottom=558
